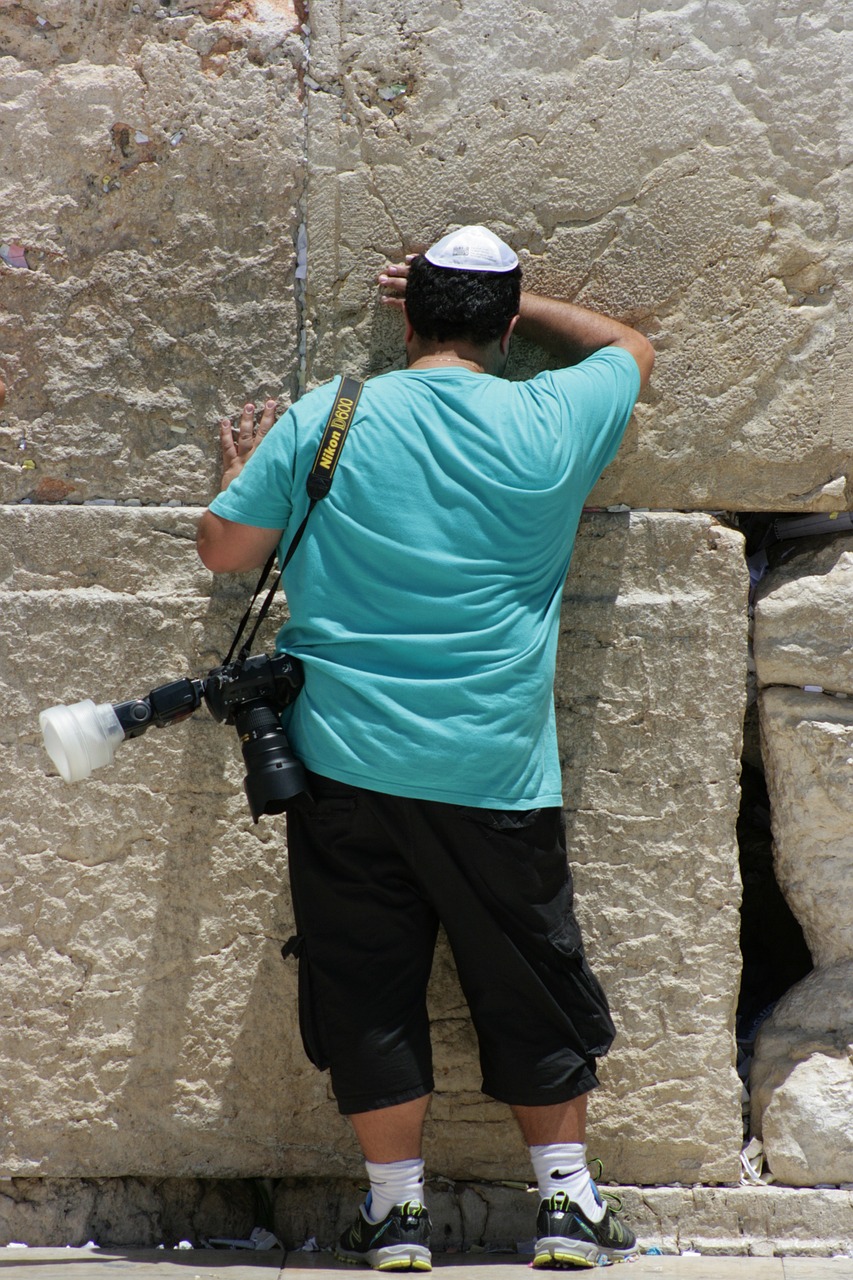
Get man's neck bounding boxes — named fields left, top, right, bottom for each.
left=406, top=337, right=506, bottom=377
left=408, top=352, right=486, bottom=373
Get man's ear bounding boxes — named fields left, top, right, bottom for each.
left=500, top=314, right=520, bottom=356
left=403, top=305, right=416, bottom=348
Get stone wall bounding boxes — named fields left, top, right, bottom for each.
left=1, top=0, right=851, bottom=1231
left=0, top=0, right=305, bottom=505
left=304, top=0, right=851, bottom=510
left=1, top=507, right=747, bottom=1186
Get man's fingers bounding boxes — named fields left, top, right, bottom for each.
left=378, top=259, right=412, bottom=292
left=378, top=262, right=410, bottom=286
left=219, top=416, right=238, bottom=467
left=220, top=397, right=277, bottom=475
left=255, top=398, right=278, bottom=440
left=236, top=402, right=256, bottom=455
left=378, top=264, right=409, bottom=315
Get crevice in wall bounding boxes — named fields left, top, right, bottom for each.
left=728, top=511, right=823, bottom=1140
left=734, top=732, right=812, bottom=1138
left=292, top=0, right=311, bottom=402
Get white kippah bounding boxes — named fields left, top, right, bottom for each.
left=424, top=224, right=519, bottom=273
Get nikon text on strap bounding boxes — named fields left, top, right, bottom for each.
left=225, top=375, right=364, bottom=665
left=307, top=375, right=363, bottom=499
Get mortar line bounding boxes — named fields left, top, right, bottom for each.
left=294, top=0, right=311, bottom=402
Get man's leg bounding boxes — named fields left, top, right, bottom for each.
left=512, top=1095, right=587, bottom=1145
left=287, top=780, right=438, bottom=1112
left=346, top=1096, right=432, bottom=1224
left=398, top=800, right=636, bottom=1268
left=286, top=780, right=436, bottom=1270
left=335, top=1097, right=433, bottom=1271
left=513, top=1095, right=602, bottom=1218
left=350, top=1095, right=431, bottom=1220
left=350, top=1095, right=432, bottom=1162
left=513, top=1094, right=638, bottom=1269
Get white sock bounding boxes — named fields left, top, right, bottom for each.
left=529, top=1142, right=605, bottom=1223
left=363, top=1157, right=425, bottom=1223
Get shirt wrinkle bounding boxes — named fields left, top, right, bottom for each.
left=209, top=347, right=640, bottom=807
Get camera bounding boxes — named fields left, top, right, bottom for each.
left=39, top=652, right=307, bottom=823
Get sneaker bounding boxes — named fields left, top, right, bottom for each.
left=532, top=1189, right=639, bottom=1268
left=334, top=1200, right=432, bottom=1271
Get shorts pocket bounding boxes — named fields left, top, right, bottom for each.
left=544, top=950, right=617, bottom=1060
left=312, top=796, right=357, bottom=819
left=456, top=805, right=542, bottom=831
left=298, top=948, right=331, bottom=1070
left=283, top=934, right=331, bottom=1070
left=306, top=772, right=359, bottom=811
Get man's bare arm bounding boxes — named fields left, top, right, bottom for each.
left=379, top=260, right=654, bottom=388
left=197, top=512, right=282, bottom=574
left=515, top=293, right=654, bottom=388
left=197, top=397, right=284, bottom=573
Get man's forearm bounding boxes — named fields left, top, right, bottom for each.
left=515, top=293, right=654, bottom=386
left=197, top=509, right=282, bottom=574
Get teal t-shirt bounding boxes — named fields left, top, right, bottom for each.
left=209, top=348, right=640, bottom=807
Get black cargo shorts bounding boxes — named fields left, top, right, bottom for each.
left=285, top=771, right=616, bottom=1115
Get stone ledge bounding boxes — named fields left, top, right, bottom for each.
left=1, top=1179, right=851, bottom=1258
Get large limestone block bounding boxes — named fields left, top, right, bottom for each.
left=305, top=0, right=851, bottom=511
left=758, top=687, right=853, bottom=967
left=754, top=535, right=853, bottom=694
left=3, top=508, right=747, bottom=1184
left=0, top=3, right=304, bottom=504
left=1, top=507, right=353, bottom=1177
left=750, top=963, right=853, bottom=1187
left=555, top=512, right=748, bottom=1184
left=423, top=514, right=748, bottom=1184
left=755, top=687, right=853, bottom=1188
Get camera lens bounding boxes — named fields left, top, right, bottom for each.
left=234, top=701, right=308, bottom=822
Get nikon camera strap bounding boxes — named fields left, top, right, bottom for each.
left=225, top=375, right=364, bottom=665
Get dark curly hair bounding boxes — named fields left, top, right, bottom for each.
left=404, top=255, right=522, bottom=345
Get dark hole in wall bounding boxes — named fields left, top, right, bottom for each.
left=723, top=513, right=827, bottom=1135
left=729, top=510, right=830, bottom=1009
left=734, top=698, right=813, bottom=1134
left=727, top=506, right=814, bottom=1131
left=736, top=756, right=813, bottom=1035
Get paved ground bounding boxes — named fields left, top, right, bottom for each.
left=1, top=1249, right=852, bottom=1279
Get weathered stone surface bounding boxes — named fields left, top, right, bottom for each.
left=2, top=0, right=849, bottom=1221
left=3, top=1177, right=853, bottom=1257
left=750, top=964, right=853, bottom=1187
left=3, top=0, right=849, bottom=512
left=754, top=536, right=853, bottom=695
left=0, top=2, right=304, bottom=504
left=1, top=508, right=747, bottom=1184
left=305, top=0, right=851, bottom=511
left=1, top=507, right=350, bottom=1178
left=758, top=688, right=853, bottom=968
left=754, top=558, right=853, bottom=1190
left=551, top=512, right=748, bottom=1185
left=0, top=1176, right=259, bottom=1251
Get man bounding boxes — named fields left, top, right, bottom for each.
left=197, top=225, right=653, bottom=1271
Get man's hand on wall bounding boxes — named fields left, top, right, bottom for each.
left=218, top=397, right=278, bottom=491
left=378, top=255, right=416, bottom=310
